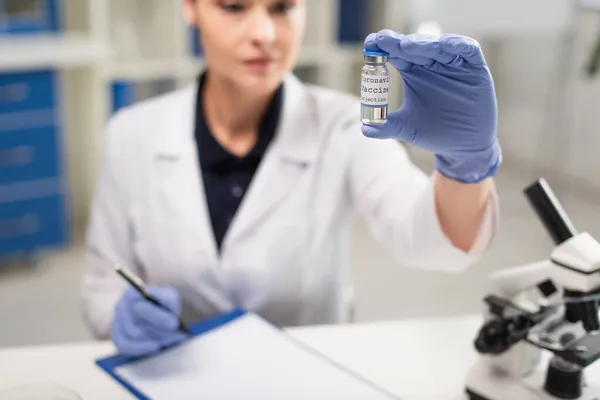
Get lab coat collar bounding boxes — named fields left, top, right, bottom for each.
left=223, top=73, right=319, bottom=252
left=151, top=73, right=319, bottom=261
left=152, top=84, right=221, bottom=265
left=270, top=73, right=319, bottom=164
left=153, top=73, right=316, bottom=161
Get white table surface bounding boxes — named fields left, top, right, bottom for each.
left=0, top=314, right=484, bottom=400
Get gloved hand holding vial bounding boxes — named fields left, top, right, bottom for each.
left=360, top=30, right=501, bottom=184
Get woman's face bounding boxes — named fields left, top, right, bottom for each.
left=184, top=0, right=306, bottom=94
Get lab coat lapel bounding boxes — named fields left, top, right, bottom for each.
left=222, top=74, right=318, bottom=251
left=152, top=84, right=220, bottom=267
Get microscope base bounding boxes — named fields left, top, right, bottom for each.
left=465, top=359, right=600, bottom=400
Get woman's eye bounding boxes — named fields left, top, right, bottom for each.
left=221, top=3, right=245, bottom=12
left=270, top=2, right=294, bottom=14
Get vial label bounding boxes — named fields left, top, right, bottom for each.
left=360, top=74, right=389, bottom=107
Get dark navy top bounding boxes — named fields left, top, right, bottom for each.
left=194, top=73, right=284, bottom=251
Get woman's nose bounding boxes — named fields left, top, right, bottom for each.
left=246, top=10, right=276, bottom=45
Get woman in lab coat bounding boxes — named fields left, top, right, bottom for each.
left=82, top=0, right=501, bottom=356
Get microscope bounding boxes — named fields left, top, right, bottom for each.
left=465, top=178, right=600, bottom=400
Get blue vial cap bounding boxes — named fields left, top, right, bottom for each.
left=362, top=49, right=389, bottom=57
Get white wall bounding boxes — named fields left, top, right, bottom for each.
left=488, top=10, right=600, bottom=192
left=401, top=1, right=600, bottom=196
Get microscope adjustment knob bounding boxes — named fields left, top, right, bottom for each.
left=560, top=333, right=577, bottom=347
left=474, top=316, right=532, bottom=355
left=544, top=356, right=583, bottom=399
left=474, top=318, right=511, bottom=354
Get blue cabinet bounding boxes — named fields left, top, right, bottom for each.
left=338, top=0, right=369, bottom=44
left=0, top=70, right=58, bottom=114
left=110, top=79, right=178, bottom=114
left=0, top=0, right=60, bottom=35
left=0, top=195, right=67, bottom=256
left=111, top=81, right=135, bottom=114
left=189, top=27, right=203, bottom=57
left=0, top=68, right=68, bottom=259
left=0, top=126, right=61, bottom=184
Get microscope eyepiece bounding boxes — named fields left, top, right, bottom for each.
left=524, top=178, right=578, bottom=245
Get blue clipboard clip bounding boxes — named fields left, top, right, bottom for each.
left=95, top=309, right=247, bottom=400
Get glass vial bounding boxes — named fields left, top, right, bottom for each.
left=361, top=50, right=390, bottom=125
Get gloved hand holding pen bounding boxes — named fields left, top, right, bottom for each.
left=111, top=286, right=188, bottom=357
left=362, top=30, right=502, bottom=184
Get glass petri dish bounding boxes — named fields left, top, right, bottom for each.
left=0, top=383, right=83, bottom=400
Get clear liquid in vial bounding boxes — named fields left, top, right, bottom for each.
left=361, top=105, right=388, bottom=125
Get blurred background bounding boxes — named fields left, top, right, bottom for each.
left=1, top=0, right=600, bottom=347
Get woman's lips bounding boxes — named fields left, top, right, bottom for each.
left=244, top=58, right=275, bottom=70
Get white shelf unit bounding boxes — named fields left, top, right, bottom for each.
left=0, top=34, right=109, bottom=70
left=0, top=0, right=405, bottom=236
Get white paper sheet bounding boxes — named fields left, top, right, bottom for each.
left=114, top=313, right=400, bottom=400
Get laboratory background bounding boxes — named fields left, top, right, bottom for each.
left=1, top=0, right=600, bottom=348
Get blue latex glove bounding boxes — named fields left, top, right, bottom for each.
left=362, top=30, right=502, bottom=184
left=111, top=286, right=188, bottom=357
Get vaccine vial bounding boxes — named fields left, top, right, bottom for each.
left=361, top=49, right=390, bottom=125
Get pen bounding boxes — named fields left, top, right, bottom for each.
left=113, top=263, right=193, bottom=336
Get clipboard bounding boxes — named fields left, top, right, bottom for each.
left=96, top=309, right=402, bottom=400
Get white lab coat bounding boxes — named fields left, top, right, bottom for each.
left=82, top=73, right=498, bottom=339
